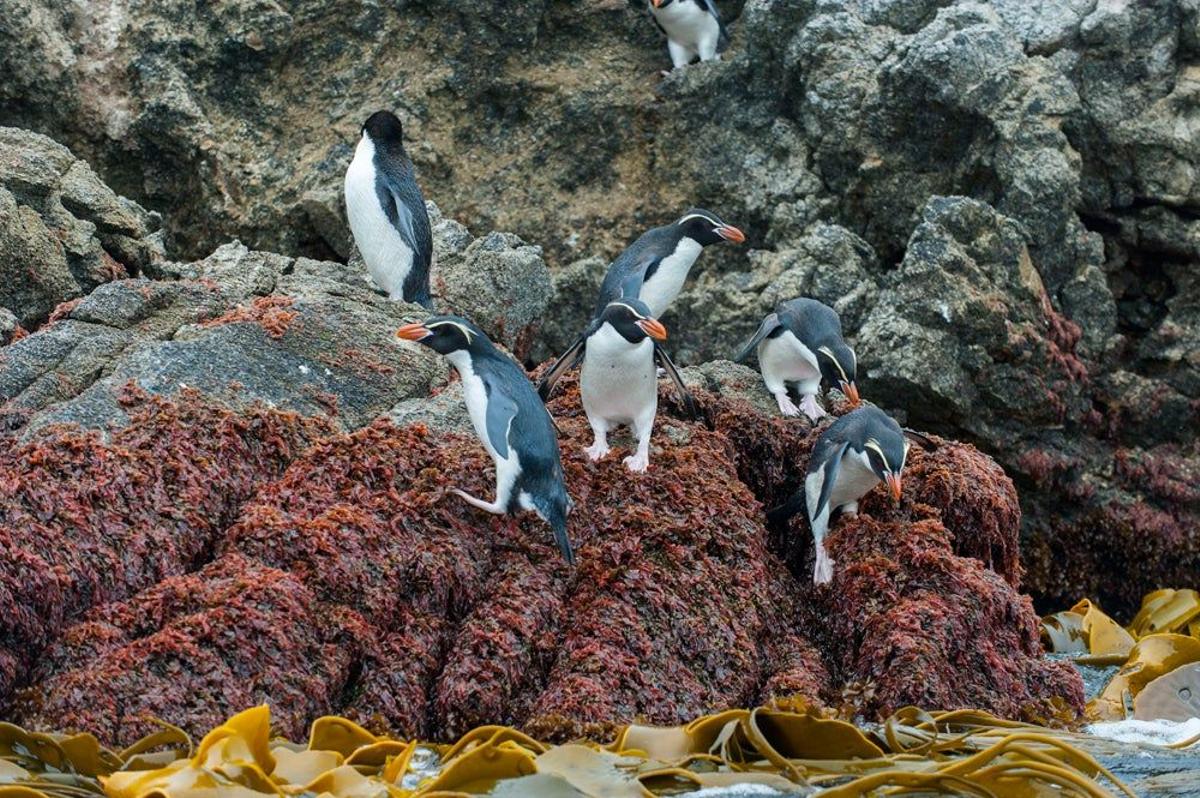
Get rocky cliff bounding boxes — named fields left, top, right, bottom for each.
left=0, top=0, right=1195, bottom=742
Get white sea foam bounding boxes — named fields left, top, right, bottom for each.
left=1085, top=717, right=1200, bottom=747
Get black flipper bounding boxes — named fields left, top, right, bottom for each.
left=484, top=386, right=519, bottom=459
left=810, top=441, right=850, bottom=523
left=734, top=312, right=781, bottom=363
left=701, top=0, right=731, bottom=50
left=655, top=343, right=698, bottom=419
left=536, top=334, right=586, bottom=402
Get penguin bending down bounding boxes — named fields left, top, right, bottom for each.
left=767, top=405, right=909, bottom=585
left=580, top=300, right=671, bottom=472
left=735, top=297, right=860, bottom=421
left=397, top=315, right=575, bottom=563
left=345, top=110, right=434, bottom=308
left=537, top=208, right=743, bottom=401
left=649, top=0, right=730, bottom=69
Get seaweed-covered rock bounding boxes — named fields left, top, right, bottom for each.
left=9, top=376, right=1082, bottom=745
left=0, top=128, right=162, bottom=326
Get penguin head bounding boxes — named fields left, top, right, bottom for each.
left=816, top=342, right=860, bottom=406
left=362, top=110, right=405, bottom=148
left=397, top=315, right=489, bottom=357
left=857, top=407, right=908, bottom=501
left=673, top=208, right=746, bottom=247
left=598, top=299, right=668, bottom=344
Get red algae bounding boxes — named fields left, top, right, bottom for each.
left=202, top=295, right=298, bottom=338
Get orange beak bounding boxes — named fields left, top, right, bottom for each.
left=842, top=381, right=861, bottom=406
left=637, top=317, right=668, bottom=341
left=717, top=225, right=746, bottom=244
left=396, top=322, right=431, bottom=341
left=885, top=472, right=902, bottom=502
left=651, top=0, right=663, bottom=6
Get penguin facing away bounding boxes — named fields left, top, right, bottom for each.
left=537, top=208, right=743, bottom=401
left=397, top=315, right=574, bottom=563
left=767, top=405, right=909, bottom=585
left=580, top=300, right=670, bottom=472
left=735, top=297, right=860, bottom=421
left=345, top=110, right=434, bottom=308
left=649, top=0, right=730, bottom=69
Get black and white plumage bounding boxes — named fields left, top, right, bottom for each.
left=768, top=405, right=909, bottom=585
left=649, top=0, right=730, bottom=69
left=345, top=110, right=434, bottom=308
left=735, top=297, right=860, bottom=421
left=537, top=208, right=742, bottom=402
left=579, top=300, right=670, bottom=472
left=397, top=315, right=574, bottom=563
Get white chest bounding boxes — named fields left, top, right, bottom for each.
left=344, top=134, right=413, bottom=299
left=759, top=330, right=821, bottom=391
left=829, top=449, right=880, bottom=510
left=639, top=238, right=702, bottom=317
left=580, top=325, right=657, bottom=424
left=651, top=1, right=718, bottom=45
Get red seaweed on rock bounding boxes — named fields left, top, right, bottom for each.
left=6, top=369, right=1082, bottom=745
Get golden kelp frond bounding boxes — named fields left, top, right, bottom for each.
left=1, top=705, right=1134, bottom=798
left=1042, top=590, right=1200, bottom=722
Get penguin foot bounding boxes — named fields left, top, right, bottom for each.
left=813, top=547, right=835, bottom=585
left=775, top=393, right=802, bottom=417
left=584, top=440, right=611, bottom=462
left=451, top=488, right=506, bottom=514
left=799, top=394, right=827, bottom=422
left=623, top=452, right=649, bottom=473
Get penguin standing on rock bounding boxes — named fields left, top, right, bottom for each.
left=537, top=208, right=743, bottom=400
left=649, top=0, right=730, bottom=70
left=397, top=315, right=575, bottom=563
left=768, top=405, right=909, bottom=585
left=579, top=300, right=672, bottom=472
left=345, top=110, right=434, bottom=308
left=735, top=298, right=860, bottom=421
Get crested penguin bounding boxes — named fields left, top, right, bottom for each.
left=397, top=315, right=574, bottom=563
left=735, top=297, right=860, bottom=421
left=649, top=0, right=730, bottom=69
left=345, top=110, right=434, bottom=308
left=579, top=300, right=670, bottom=472
left=537, top=208, right=743, bottom=400
left=768, top=405, right=909, bottom=585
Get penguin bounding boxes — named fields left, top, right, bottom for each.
left=397, top=315, right=574, bottom=563
left=579, top=300, right=670, bottom=472
left=649, top=0, right=730, bottom=70
left=767, top=405, right=909, bottom=585
left=345, top=110, right=434, bottom=308
left=734, top=298, right=860, bottom=421
left=537, top=208, right=743, bottom=400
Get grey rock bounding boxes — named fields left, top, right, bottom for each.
left=0, top=128, right=162, bottom=325
left=0, top=307, right=17, bottom=345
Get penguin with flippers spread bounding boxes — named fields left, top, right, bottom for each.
left=397, top=315, right=574, bottom=563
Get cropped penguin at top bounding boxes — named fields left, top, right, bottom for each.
left=397, top=315, right=575, bottom=563
left=649, top=0, right=730, bottom=69
left=345, top=110, right=434, bottom=308
left=537, top=208, right=742, bottom=402
left=579, top=300, right=673, bottom=473
left=736, top=297, right=860, bottom=421
left=768, top=405, right=909, bottom=585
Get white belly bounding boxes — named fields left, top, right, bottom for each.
left=580, top=326, right=657, bottom=426
left=639, top=238, right=702, bottom=316
left=652, top=1, right=720, bottom=51
left=447, top=351, right=521, bottom=507
left=828, top=450, right=880, bottom=510
left=759, top=331, right=821, bottom=394
left=345, top=134, right=413, bottom=300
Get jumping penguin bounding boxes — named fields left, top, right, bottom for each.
left=580, top=300, right=671, bottom=472
left=735, top=297, right=860, bottom=421
left=537, top=208, right=743, bottom=400
left=345, top=110, right=434, bottom=308
left=649, top=0, right=730, bottom=70
left=767, top=405, right=909, bottom=585
left=397, top=315, right=574, bottom=563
